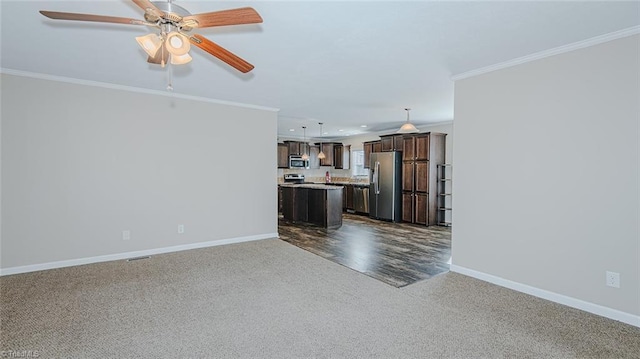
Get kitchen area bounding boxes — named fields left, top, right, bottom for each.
left=276, top=130, right=453, bottom=287
left=278, top=131, right=450, bottom=225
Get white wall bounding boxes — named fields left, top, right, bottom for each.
left=452, top=35, right=639, bottom=321
left=1, top=74, right=278, bottom=271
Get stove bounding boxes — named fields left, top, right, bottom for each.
left=284, top=173, right=305, bottom=184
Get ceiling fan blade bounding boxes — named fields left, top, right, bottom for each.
left=189, top=34, right=254, bottom=73
left=181, top=7, right=262, bottom=28
left=147, top=45, right=169, bottom=65
left=40, top=11, right=149, bottom=25
left=131, top=0, right=165, bottom=19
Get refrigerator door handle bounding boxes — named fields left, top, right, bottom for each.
left=371, top=162, right=377, bottom=194
left=375, top=161, right=381, bottom=194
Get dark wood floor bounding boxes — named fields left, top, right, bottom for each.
left=278, top=213, right=451, bottom=287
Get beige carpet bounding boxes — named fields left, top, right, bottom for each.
left=1, top=239, right=639, bottom=358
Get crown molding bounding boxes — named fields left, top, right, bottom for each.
left=452, top=25, right=640, bottom=81
left=0, top=68, right=280, bottom=113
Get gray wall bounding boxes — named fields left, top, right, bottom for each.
left=1, top=74, right=278, bottom=270
left=452, top=35, right=639, bottom=317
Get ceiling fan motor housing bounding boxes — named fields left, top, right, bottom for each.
left=145, top=1, right=191, bottom=24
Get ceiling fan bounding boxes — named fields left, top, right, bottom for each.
left=39, top=0, right=263, bottom=73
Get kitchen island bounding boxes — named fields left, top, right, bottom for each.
left=280, top=184, right=343, bottom=229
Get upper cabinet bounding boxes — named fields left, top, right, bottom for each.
left=372, top=141, right=382, bottom=153
left=285, top=141, right=301, bottom=156
left=277, top=143, right=289, bottom=168
left=363, top=141, right=374, bottom=169
left=402, top=137, right=415, bottom=161
left=403, top=134, right=430, bottom=161
left=277, top=141, right=348, bottom=169
left=319, top=143, right=334, bottom=166
left=380, top=134, right=404, bottom=152
left=334, top=144, right=351, bottom=169
left=285, top=141, right=310, bottom=157
left=415, top=135, right=430, bottom=161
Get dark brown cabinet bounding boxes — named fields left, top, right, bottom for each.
left=277, top=143, right=289, bottom=168
left=402, top=137, right=415, bottom=160
left=380, top=134, right=404, bottom=152
left=345, top=185, right=354, bottom=210
left=402, top=193, right=413, bottom=223
left=401, top=132, right=446, bottom=226
left=364, top=140, right=382, bottom=169
left=279, top=141, right=347, bottom=169
left=295, top=188, right=309, bottom=222
left=381, top=137, right=393, bottom=151
left=415, top=161, right=429, bottom=192
left=415, top=135, right=430, bottom=161
left=334, top=144, right=351, bottom=169
left=285, top=141, right=301, bottom=156
left=402, top=161, right=414, bottom=191
left=372, top=141, right=382, bottom=153
left=319, top=143, right=334, bottom=166
left=363, top=141, right=374, bottom=168
left=281, top=186, right=296, bottom=220
left=282, top=186, right=342, bottom=228
left=278, top=141, right=311, bottom=168
left=307, top=187, right=343, bottom=229
left=414, top=193, right=429, bottom=225
left=287, top=141, right=311, bottom=158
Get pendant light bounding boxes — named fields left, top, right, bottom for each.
left=317, top=122, right=326, bottom=160
left=301, top=126, right=310, bottom=161
left=397, top=108, right=419, bottom=134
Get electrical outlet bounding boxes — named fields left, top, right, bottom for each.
left=606, top=271, right=620, bottom=288
left=178, top=224, right=185, bottom=234
left=122, top=230, right=131, bottom=241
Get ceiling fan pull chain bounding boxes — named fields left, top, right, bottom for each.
left=167, top=63, right=173, bottom=91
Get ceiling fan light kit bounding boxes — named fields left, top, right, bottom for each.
left=170, top=52, right=192, bottom=65
left=165, top=31, right=190, bottom=56
left=40, top=0, right=263, bottom=74
left=135, top=33, right=163, bottom=57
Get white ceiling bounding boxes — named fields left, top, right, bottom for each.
left=2, top=1, right=639, bottom=140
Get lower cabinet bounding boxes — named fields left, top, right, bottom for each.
left=308, top=188, right=343, bottom=228
left=282, top=186, right=343, bottom=228
left=401, top=192, right=429, bottom=225
left=295, top=188, right=309, bottom=222
left=345, top=184, right=354, bottom=210
left=281, top=187, right=295, bottom=220
left=402, top=192, right=413, bottom=222
left=414, top=193, right=428, bottom=225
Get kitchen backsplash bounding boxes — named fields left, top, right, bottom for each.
left=278, top=168, right=369, bottom=184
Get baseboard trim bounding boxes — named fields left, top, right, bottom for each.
left=450, top=264, right=640, bottom=328
left=0, top=233, right=278, bottom=276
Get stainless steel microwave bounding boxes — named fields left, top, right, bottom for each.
left=289, top=155, right=309, bottom=169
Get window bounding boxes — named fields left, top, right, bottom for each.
left=351, top=150, right=368, bottom=176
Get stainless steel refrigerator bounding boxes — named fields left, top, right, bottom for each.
left=369, top=151, right=402, bottom=222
